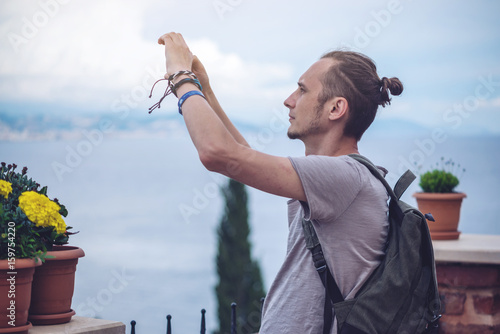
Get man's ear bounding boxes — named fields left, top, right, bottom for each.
left=328, top=97, right=348, bottom=121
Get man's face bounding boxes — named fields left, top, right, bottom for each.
left=284, top=58, right=333, bottom=140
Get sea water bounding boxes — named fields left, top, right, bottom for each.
left=1, top=131, right=499, bottom=333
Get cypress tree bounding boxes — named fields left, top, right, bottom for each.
left=215, top=178, right=266, bottom=334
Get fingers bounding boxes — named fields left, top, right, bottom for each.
left=157, top=32, right=172, bottom=45
left=191, top=56, right=207, bottom=77
left=158, top=32, right=187, bottom=47
left=158, top=32, right=181, bottom=45
left=192, top=55, right=203, bottom=70
left=158, top=32, right=195, bottom=78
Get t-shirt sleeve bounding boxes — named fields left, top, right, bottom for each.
left=288, top=155, right=362, bottom=222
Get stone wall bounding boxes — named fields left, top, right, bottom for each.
left=433, top=235, right=500, bottom=334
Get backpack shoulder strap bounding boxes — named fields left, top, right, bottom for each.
left=302, top=219, right=344, bottom=304
left=348, top=154, right=415, bottom=200
left=348, top=154, right=413, bottom=223
left=302, top=218, right=343, bottom=334
left=348, top=154, right=397, bottom=200
left=393, top=169, right=416, bottom=200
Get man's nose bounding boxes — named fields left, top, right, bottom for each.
left=284, top=93, right=295, bottom=109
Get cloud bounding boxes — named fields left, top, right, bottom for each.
left=0, top=1, right=294, bottom=124
left=188, top=38, right=294, bottom=109
left=0, top=0, right=499, bottom=133
left=0, top=0, right=162, bottom=107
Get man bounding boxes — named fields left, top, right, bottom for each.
left=157, top=32, right=403, bottom=333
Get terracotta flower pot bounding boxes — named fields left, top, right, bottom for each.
left=29, top=245, right=85, bottom=325
left=413, top=192, right=466, bottom=240
left=0, top=258, right=41, bottom=334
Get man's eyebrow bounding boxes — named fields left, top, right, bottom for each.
left=297, top=82, right=307, bottom=90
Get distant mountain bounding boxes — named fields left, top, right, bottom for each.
left=0, top=109, right=496, bottom=142
left=0, top=109, right=186, bottom=141
left=366, top=117, right=497, bottom=138
left=365, top=118, right=431, bottom=137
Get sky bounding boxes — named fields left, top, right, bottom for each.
left=1, top=1, right=499, bottom=330
left=0, top=0, right=499, bottom=137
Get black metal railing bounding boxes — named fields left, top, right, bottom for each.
left=130, top=298, right=265, bottom=334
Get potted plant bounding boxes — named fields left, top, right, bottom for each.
left=0, top=162, right=83, bottom=329
left=1, top=163, right=49, bottom=333
left=413, top=158, right=466, bottom=240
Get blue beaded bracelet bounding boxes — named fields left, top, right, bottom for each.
left=178, top=90, right=206, bottom=115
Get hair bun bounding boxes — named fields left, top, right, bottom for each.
left=379, top=77, right=403, bottom=106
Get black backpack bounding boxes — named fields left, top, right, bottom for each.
left=301, top=154, right=441, bottom=334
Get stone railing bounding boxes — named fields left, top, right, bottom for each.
left=29, top=316, right=125, bottom=333
left=433, top=234, right=500, bottom=334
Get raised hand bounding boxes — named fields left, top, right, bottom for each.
left=192, top=56, right=211, bottom=93
left=157, top=32, right=193, bottom=79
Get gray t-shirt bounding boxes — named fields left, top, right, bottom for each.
left=259, top=155, right=389, bottom=334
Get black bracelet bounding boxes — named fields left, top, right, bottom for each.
left=172, top=78, right=203, bottom=97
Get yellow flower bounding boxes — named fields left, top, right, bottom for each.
left=0, top=180, right=12, bottom=199
left=18, top=191, right=67, bottom=234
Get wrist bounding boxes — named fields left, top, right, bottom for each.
left=202, top=84, right=213, bottom=95
left=171, top=73, right=191, bottom=85
left=175, top=82, right=201, bottom=98
left=149, top=70, right=200, bottom=114
left=168, top=70, right=203, bottom=97
left=166, top=70, right=194, bottom=82
left=178, top=90, right=206, bottom=115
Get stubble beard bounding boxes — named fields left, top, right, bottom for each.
left=287, top=102, right=324, bottom=140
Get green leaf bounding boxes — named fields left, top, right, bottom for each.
left=59, top=204, right=68, bottom=217
left=419, top=169, right=459, bottom=193
left=39, top=186, right=48, bottom=195
left=36, top=226, right=55, bottom=234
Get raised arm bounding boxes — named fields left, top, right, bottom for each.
left=158, top=32, right=306, bottom=201
left=191, top=56, right=249, bottom=148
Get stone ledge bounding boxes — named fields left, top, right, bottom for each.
left=29, top=316, right=125, bottom=334
left=432, top=234, right=500, bottom=264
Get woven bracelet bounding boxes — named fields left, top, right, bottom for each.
left=168, top=70, right=197, bottom=82
left=178, top=90, right=206, bottom=115
left=172, top=78, right=203, bottom=97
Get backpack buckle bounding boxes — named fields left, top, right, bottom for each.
left=430, top=314, right=441, bottom=325
left=312, top=247, right=327, bottom=272
left=316, top=264, right=327, bottom=272
left=425, top=314, right=441, bottom=333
